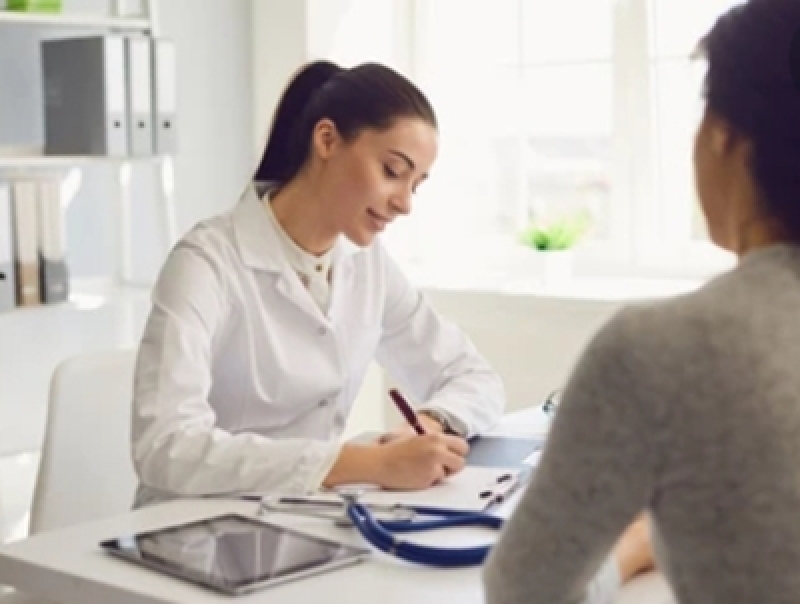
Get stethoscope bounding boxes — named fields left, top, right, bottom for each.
left=261, top=493, right=505, bottom=568
left=342, top=493, right=504, bottom=568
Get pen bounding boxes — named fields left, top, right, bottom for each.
left=389, top=388, right=426, bottom=435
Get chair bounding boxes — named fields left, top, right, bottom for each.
left=0, top=349, right=138, bottom=602
left=29, top=349, right=138, bottom=534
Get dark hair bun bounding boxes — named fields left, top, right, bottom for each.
left=700, top=0, right=800, bottom=238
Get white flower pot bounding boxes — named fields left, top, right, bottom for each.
left=540, top=250, right=574, bottom=284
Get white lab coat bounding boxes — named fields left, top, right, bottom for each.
left=132, top=184, right=505, bottom=506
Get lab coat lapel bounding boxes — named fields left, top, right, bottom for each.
left=274, top=270, right=328, bottom=325
left=232, top=183, right=328, bottom=325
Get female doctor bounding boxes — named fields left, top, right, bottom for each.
left=130, top=60, right=505, bottom=507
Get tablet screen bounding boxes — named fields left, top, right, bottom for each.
left=101, top=514, right=369, bottom=595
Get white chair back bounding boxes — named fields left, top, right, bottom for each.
left=29, top=349, right=137, bottom=535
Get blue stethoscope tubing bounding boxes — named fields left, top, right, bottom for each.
left=346, top=502, right=504, bottom=568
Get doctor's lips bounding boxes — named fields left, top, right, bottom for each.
left=367, top=208, right=391, bottom=230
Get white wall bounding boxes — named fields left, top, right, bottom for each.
left=423, top=290, right=623, bottom=411
left=251, top=0, right=307, bottom=158
left=251, top=0, right=412, bottom=157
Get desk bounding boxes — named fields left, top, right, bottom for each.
left=0, top=410, right=672, bottom=604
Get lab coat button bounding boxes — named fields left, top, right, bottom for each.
left=317, top=327, right=327, bottom=336
left=318, top=399, right=329, bottom=407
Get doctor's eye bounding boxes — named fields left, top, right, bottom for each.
left=383, top=164, right=399, bottom=179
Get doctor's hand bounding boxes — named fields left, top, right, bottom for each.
left=376, top=413, right=446, bottom=444
left=373, top=433, right=469, bottom=490
left=323, top=434, right=469, bottom=491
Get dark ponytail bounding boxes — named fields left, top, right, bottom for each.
left=255, top=60, right=437, bottom=185
left=698, top=0, right=800, bottom=239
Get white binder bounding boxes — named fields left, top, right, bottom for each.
left=151, top=38, right=178, bottom=154
left=11, top=182, right=41, bottom=307
left=124, top=36, right=154, bottom=156
left=0, top=183, right=16, bottom=312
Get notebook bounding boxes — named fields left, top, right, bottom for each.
left=350, top=432, right=542, bottom=469
left=466, top=436, right=543, bottom=469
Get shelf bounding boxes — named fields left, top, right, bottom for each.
left=0, top=10, right=151, bottom=30
left=0, top=155, right=164, bottom=169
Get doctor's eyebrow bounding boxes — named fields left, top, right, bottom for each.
left=389, top=150, right=428, bottom=180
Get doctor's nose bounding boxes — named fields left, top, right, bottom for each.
left=389, top=191, right=412, bottom=217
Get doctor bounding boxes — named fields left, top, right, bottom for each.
left=131, top=60, right=505, bottom=507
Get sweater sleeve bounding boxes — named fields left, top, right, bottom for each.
left=483, top=308, right=658, bottom=604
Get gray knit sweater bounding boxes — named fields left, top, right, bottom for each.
left=484, top=244, right=800, bottom=604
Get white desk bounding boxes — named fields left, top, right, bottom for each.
left=0, top=410, right=672, bottom=603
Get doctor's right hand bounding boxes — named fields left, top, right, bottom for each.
left=323, top=434, right=469, bottom=491
left=372, top=433, right=469, bottom=490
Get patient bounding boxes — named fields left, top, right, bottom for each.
left=485, top=0, right=800, bottom=602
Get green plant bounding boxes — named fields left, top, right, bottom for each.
left=519, top=210, right=592, bottom=251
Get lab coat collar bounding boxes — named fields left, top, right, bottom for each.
left=232, top=182, right=364, bottom=274
left=231, top=183, right=358, bottom=325
left=232, top=183, right=286, bottom=273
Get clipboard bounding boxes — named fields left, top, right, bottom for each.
left=298, top=467, right=523, bottom=513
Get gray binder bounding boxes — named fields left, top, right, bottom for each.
left=42, top=36, right=128, bottom=157
left=151, top=38, right=178, bottom=154
left=37, top=181, right=69, bottom=304
left=0, top=183, right=16, bottom=312
left=124, top=36, right=154, bottom=156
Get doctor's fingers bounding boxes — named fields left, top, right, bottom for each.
left=433, top=447, right=466, bottom=476
left=434, top=433, right=469, bottom=457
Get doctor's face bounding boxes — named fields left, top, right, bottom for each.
left=312, top=117, right=438, bottom=247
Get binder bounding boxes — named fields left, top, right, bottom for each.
left=124, top=36, right=154, bottom=156
left=0, top=183, right=16, bottom=312
left=37, top=181, right=69, bottom=304
left=11, top=182, right=41, bottom=307
left=151, top=38, right=178, bottom=155
left=42, top=36, right=129, bottom=157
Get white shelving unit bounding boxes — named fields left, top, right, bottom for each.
left=0, top=10, right=150, bottom=30
left=0, top=0, right=175, bottom=286
left=0, top=154, right=163, bottom=168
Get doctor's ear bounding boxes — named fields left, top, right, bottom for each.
left=311, top=118, right=343, bottom=160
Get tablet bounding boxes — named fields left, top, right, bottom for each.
left=100, top=513, right=370, bottom=596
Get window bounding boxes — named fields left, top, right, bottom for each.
left=647, top=0, right=742, bottom=251
left=387, top=0, right=740, bottom=279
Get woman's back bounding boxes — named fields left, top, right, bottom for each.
left=647, top=244, right=800, bottom=601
